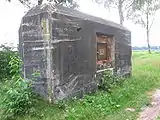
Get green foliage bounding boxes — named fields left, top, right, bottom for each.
left=1, top=80, right=36, bottom=119
left=98, top=70, right=124, bottom=92
left=0, top=54, right=36, bottom=120
left=65, top=92, right=121, bottom=120
left=1, top=52, right=160, bottom=120
left=0, top=45, right=17, bottom=81
left=63, top=71, right=124, bottom=119
left=11, top=51, right=159, bottom=120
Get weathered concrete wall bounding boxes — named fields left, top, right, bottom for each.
left=19, top=4, right=131, bottom=101
left=50, top=13, right=97, bottom=100
left=19, top=12, right=51, bottom=99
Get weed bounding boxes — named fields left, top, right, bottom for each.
left=98, top=70, right=124, bottom=92
left=0, top=55, right=37, bottom=120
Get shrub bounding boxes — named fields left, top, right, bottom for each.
left=0, top=44, right=17, bottom=81
left=1, top=80, right=36, bottom=119
left=0, top=55, right=37, bottom=119
left=98, top=70, right=124, bottom=91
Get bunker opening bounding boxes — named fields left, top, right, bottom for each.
left=96, top=33, right=115, bottom=71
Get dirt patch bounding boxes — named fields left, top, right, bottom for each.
left=138, top=89, right=160, bottom=120
left=146, top=90, right=155, bottom=97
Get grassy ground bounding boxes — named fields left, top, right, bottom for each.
left=1, top=51, right=160, bottom=120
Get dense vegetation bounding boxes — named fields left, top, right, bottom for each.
left=0, top=46, right=37, bottom=120
left=0, top=45, right=17, bottom=81
left=1, top=48, right=160, bottom=120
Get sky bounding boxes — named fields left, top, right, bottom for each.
left=0, top=0, right=160, bottom=47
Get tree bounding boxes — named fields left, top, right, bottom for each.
left=7, top=0, right=78, bottom=8
left=94, top=0, right=137, bottom=25
left=128, top=0, right=160, bottom=53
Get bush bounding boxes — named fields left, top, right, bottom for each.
left=0, top=44, right=17, bottom=81
left=98, top=70, right=124, bottom=91
left=1, top=80, right=36, bottom=119
left=0, top=55, right=37, bottom=119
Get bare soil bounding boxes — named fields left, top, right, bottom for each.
left=138, top=89, right=160, bottom=120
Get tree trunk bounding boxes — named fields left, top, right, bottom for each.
left=146, top=12, right=151, bottom=54
left=118, top=0, right=124, bottom=25
left=146, top=2, right=151, bottom=54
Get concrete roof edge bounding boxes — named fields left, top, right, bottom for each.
left=23, top=3, right=130, bottom=31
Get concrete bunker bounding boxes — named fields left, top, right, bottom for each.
left=19, top=4, right=132, bottom=101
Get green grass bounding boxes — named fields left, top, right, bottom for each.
left=1, top=51, right=160, bottom=120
